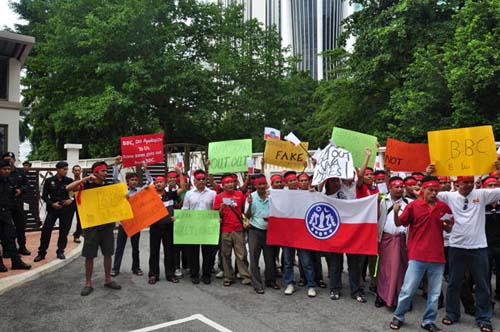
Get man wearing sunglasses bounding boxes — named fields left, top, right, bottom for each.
left=182, top=169, right=217, bottom=284
left=428, top=162, right=500, bottom=332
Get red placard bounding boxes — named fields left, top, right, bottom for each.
left=385, top=138, right=430, bottom=172
left=120, top=133, right=164, bottom=168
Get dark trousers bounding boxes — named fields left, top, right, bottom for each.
left=73, top=208, right=82, bottom=238
left=446, top=247, right=492, bottom=326
left=174, top=244, right=188, bottom=270
left=113, top=225, right=140, bottom=272
left=187, top=244, right=217, bottom=280
left=38, top=206, right=74, bottom=255
left=148, top=222, right=175, bottom=279
left=488, top=246, right=500, bottom=298
left=0, top=210, right=21, bottom=263
left=329, top=253, right=362, bottom=297
left=11, top=204, right=26, bottom=246
left=248, top=228, right=277, bottom=288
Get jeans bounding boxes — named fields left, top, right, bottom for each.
left=394, top=260, right=444, bottom=325
left=283, top=247, right=316, bottom=288
left=446, top=247, right=492, bottom=326
left=328, top=253, right=362, bottom=297
left=112, top=225, right=141, bottom=272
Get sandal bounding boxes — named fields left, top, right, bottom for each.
left=133, top=269, right=144, bottom=276
left=148, top=276, right=158, bottom=285
left=223, top=280, right=232, bottom=287
left=441, top=316, right=456, bottom=326
left=421, top=323, right=442, bottom=332
left=479, top=325, right=493, bottom=332
left=166, top=277, right=179, bottom=283
left=389, top=318, right=403, bottom=330
left=110, top=270, right=119, bottom=277
left=298, top=279, right=306, bottom=287
left=318, top=280, right=327, bottom=288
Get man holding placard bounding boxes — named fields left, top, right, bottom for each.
left=67, top=161, right=122, bottom=296
left=182, top=169, right=217, bottom=285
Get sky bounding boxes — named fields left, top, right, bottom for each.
left=1, top=0, right=25, bottom=31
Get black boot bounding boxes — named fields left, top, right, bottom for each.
left=0, top=257, right=7, bottom=272
left=18, top=245, right=31, bottom=256
left=11, top=258, right=32, bottom=270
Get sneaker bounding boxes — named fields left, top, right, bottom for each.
left=215, top=271, right=224, bottom=279
left=307, top=288, right=316, bottom=297
left=329, top=290, right=341, bottom=300
left=284, top=284, right=295, bottom=295
left=354, top=293, right=367, bottom=303
left=174, top=269, right=183, bottom=278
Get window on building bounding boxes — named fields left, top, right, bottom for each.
left=0, top=57, right=7, bottom=100
left=0, top=125, right=7, bottom=155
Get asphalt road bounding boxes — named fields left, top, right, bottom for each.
left=1, top=231, right=499, bottom=332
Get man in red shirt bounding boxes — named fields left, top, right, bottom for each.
left=213, top=174, right=251, bottom=286
left=389, top=176, right=453, bottom=332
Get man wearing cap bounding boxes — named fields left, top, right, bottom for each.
left=66, top=161, right=121, bottom=296
left=110, top=157, right=153, bottom=277
left=376, top=176, right=410, bottom=308
left=213, top=174, right=251, bottom=286
left=389, top=176, right=453, bottom=332
left=34, top=161, right=74, bottom=262
left=245, top=174, right=279, bottom=294
left=182, top=169, right=217, bottom=285
left=0, top=159, right=31, bottom=271
left=1, top=152, right=30, bottom=256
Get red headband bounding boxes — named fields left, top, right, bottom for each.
left=92, top=164, right=107, bottom=173
left=389, top=179, right=404, bottom=187
left=254, top=176, right=267, bottom=185
left=413, top=174, right=424, bottom=181
left=155, top=176, right=166, bottom=182
left=437, top=176, right=450, bottom=182
left=483, top=177, right=499, bottom=188
left=221, top=176, right=233, bottom=184
left=457, top=176, right=474, bottom=182
left=404, top=179, right=417, bottom=186
left=284, top=174, right=297, bottom=182
left=490, top=172, right=498, bottom=177
left=422, top=180, right=440, bottom=189
left=298, top=173, right=309, bottom=180
left=271, top=174, right=283, bottom=183
left=167, top=171, right=177, bottom=178
left=365, top=169, right=373, bottom=175
left=194, top=173, right=206, bottom=179
left=374, top=174, right=385, bottom=180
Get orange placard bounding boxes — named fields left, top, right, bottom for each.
left=120, top=187, right=168, bottom=237
left=384, top=138, right=430, bottom=172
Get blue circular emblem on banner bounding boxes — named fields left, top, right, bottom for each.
left=305, top=202, right=341, bottom=239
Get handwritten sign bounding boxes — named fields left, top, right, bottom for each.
left=331, top=127, right=377, bottom=168
left=208, top=139, right=252, bottom=174
left=264, top=139, right=309, bottom=171
left=428, top=126, right=497, bottom=176
left=173, top=210, right=220, bottom=245
left=77, top=183, right=133, bottom=229
left=120, top=187, right=168, bottom=237
left=385, top=138, right=430, bottom=172
left=120, top=133, right=164, bottom=168
left=312, top=143, right=355, bottom=185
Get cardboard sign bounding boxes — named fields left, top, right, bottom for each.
left=428, top=126, right=497, bottom=176
left=331, top=127, right=377, bottom=168
left=173, top=210, right=220, bottom=245
left=384, top=138, right=430, bottom=172
left=208, top=139, right=252, bottom=174
left=120, top=133, right=164, bottom=168
left=77, top=183, right=133, bottom=229
left=312, top=143, right=355, bottom=185
left=120, top=187, right=168, bottom=237
left=263, top=139, right=309, bottom=171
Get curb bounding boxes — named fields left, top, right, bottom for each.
left=0, top=241, right=83, bottom=296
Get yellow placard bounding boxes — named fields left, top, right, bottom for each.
left=428, top=126, right=497, bottom=176
left=264, top=140, right=309, bottom=171
left=77, top=183, right=133, bottom=229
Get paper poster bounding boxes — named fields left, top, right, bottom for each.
left=77, top=183, right=133, bottom=229
left=312, top=143, right=355, bottom=185
left=173, top=210, right=220, bottom=245
left=263, top=139, right=309, bottom=171
left=208, top=139, right=252, bottom=174
left=120, top=133, right=164, bottom=167
left=331, top=127, right=377, bottom=168
left=428, top=126, right=496, bottom=176
left=120, top=187, right=168, bottom=237
left=384, top=138, right=430, bottom=172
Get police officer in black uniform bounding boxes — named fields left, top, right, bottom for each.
left=34, top=161, right=75, bottom=262
left=0, top=159, right=32, bottom=271
left=1, top=152, right=31, bottom=256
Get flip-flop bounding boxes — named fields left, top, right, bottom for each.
left=441, top=316, right=456, bottom=326
left=148, top=276, right=158, bottom=285
left=389, top=318, right=403, bottom=330
left=104, top=281, right=122, bottom=290
left=80, top=286, right=94, bottom=296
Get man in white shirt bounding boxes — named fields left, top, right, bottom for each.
left=432, top=162, right=500, bottom=332
left=182, top=169, right=217, bottom=284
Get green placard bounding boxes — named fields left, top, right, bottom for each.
left=331, top=127, right=377, bottom=168
left=208, top=139, right=252, bottom=174
left=173, top=210, right=220, bottom=245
